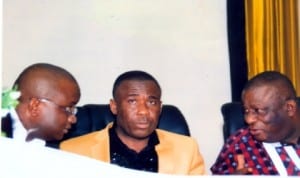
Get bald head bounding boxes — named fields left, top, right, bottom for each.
left=12, top=63, right=81, bottom=141
left=14, top=63, right=80, bottom=101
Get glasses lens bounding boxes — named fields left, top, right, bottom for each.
left=72, top=107, right=78, bottom=115
left=39, top=98, right=77, bottom=115
left=66, top=107, right=77, bottom=115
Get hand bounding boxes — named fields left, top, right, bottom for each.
left=233, top=154, right=253, bottom=174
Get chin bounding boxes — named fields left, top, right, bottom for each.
left=53, top=134, right=64, bottom=141
left=254, top=135, right=267, bottom=142
left=134, top=133, right=151, bottom=140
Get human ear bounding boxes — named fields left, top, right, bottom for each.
left=285, top=99, right=297, bottom=116
left=28, top=98, right=40, bottom=117
left=109, top=99, right=117, bottom=115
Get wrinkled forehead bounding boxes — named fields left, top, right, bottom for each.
left=43, top=78, right=80, bottom=100
left=242, top=85, right=284, bottom=105
left=116, top=80, right=161, bottom=95
left=21, top=75, right=78, bottom=98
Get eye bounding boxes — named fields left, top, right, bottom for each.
left=148, top=99, right=160, bottom=106
left=127, top=99, right=136, bottom=104
left=243, top=107, right=268, bottom=117
left=255, top=108, right=268, bottom=116
left=243, top=108, right=250, bottom=115
left=64, top=106, right=77, bottom=115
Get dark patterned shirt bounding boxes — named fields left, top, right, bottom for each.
left=109, top=124, right=159, bottom=172
left=210, top=128, right=300, bottom=175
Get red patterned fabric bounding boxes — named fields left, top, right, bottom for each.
left=211, top=128, right=300, bottom=175
left=275, top=146, right=300, bottom=175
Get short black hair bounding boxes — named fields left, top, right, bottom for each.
left=242, top=71, right=297, bottom=101
left=112, top=70, right=161, bottom=98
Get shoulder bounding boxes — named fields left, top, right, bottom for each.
left=61, top=122, right=113, bottom=146
left=60, top=129, right=107, bottom=149
left=155, top=129, right=205, bottom=174
left=156, top=129, right=197, bottom=145
left=221, top=127, right=257, bottom=152
left=226, top=127, right=252, bottom=143
left=156, top=129, right=190, bottom=138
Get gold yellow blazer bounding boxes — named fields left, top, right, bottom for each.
left=60, top=123, right=205, bottom=175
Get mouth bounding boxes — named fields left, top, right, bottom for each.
left=135, top=122, right=150, bottom=129
left=63, top=128, right=69, bottom=134
left=63, top=125, right=71, bottom=133
left=249, top=128, right=262, bottom=137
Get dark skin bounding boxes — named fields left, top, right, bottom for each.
left=16, top=73, right=80, bottom=141
left=109, top=80, right=162, bottom=153
left=233, top=85, right=300, bottom=174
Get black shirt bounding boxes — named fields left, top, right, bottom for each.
left=109, top=123, right=159, bottom=172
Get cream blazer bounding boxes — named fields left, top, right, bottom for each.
left=60, top=123, right=206, bottom=175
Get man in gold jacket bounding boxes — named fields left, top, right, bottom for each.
left=60, top=70, right=205, bottom=175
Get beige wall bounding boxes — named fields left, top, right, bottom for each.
left=3, top=0, right=231, bottom=174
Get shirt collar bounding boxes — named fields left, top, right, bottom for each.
left=10, top=109, right=45, bottom=146
left=110, top=122, right=159, bottom=151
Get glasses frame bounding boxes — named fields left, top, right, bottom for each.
left=243, top=98, right=291, bottom=119
left=243, top=107, right=269, bottom=118
left=37, top=98, right=77, bottom=115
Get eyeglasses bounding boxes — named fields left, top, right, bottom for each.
left=243, top=99, right=291, bottom=119
left=38, top=98, right=77, bottom=115
left=243, top=107, right=269, bottom=118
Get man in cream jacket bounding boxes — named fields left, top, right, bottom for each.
left=61, top=70, right=205, bottom=175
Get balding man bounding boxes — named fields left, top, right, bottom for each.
left=1, top=63, right=81, bottom=147
left=211, top=71, right=300, bottom=176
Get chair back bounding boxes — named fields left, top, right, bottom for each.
left=47, top=104, right=190, bottom=148
left=221, top=102, right=246, bottom=142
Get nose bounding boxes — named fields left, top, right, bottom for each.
left=244, top=113, right=257, bottom=125
left=137, top=102, right=149, bottom=115
left=68, top=114, right=77, bottom=124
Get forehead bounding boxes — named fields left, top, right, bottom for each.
left=53, top=79, right=79, bottom=96
left=242, top=85, right=280, bottom=105
left=116, top=80, right=161, bottom=95
left=38, top=79, right=79, bottom=103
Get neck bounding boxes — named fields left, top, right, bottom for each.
left=115, top=129, right=149, bottom=153
left=283, top=127, right=300, bottom=145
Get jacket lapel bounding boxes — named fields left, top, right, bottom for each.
left=155, top=130, right=176, bottom=173
left=91, top=124, right=112, bottom=162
